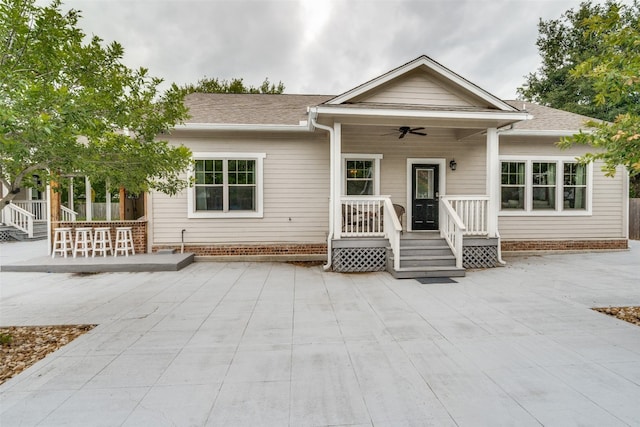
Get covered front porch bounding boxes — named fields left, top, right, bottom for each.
left=311, top=112, right=528, bottom=278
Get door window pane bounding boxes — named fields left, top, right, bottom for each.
left=415, top=168, right=434, bottom=199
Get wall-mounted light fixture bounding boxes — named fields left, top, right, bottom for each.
left=449, top=159, right=457, bottom=171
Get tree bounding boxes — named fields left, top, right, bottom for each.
left=519, top=0, right=640, bottom=193
left=0, top=0, right=192, bottom=206
left=182, top=77, right=285, bottom=94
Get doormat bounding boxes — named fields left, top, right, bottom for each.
left=416, top=277, right=458, bottom=284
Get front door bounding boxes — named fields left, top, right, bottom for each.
left=412, top=164, right=439, bottom=230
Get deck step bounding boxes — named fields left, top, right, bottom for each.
left=388, top=234, right=464, bottom=279
left=389, top=266, right=466, bottom=279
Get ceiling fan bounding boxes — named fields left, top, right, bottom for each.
left=390, top=126, right=428, bottom=139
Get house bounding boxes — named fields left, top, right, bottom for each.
left=4, top=55, right=629, bottom=277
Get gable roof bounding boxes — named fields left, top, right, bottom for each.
left=325, top=55, right=518, bottom=112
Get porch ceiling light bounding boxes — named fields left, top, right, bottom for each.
left=449, top=159, right=457, bottom=171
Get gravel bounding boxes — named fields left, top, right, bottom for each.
left=593, top=306, right=640, bottom=326
left=0, top=325, right=95, bottom=385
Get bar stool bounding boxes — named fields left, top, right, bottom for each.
left=93, top=227, right=113, bottom=257
left=73, top=227, right=94, bottom=258
left=52, top=227, right=73, bottom=258
left=114, top=227, right=135, bottom=257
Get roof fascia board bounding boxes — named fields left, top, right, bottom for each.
left=326, top=56, right=518, bottom=112
left=315, top=105, right=532, bottom=121
left=176, top=122, right=313, bottom=132
left=499, top=129, right=583, bottom=137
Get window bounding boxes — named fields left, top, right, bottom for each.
left=501, top=162, right=525, bottom=210
left=342, top=154, right=382, bottom=195
left=532, top=162, right=556, bottom=210
left=346, top=160, right=374, bottom=195
left=188, top=153, right=265, bottom=218
left=563, top=163, right=587, bottom=210
left=499, top=157, right=591, bottom=215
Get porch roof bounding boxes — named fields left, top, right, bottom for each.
left=312, top=102, right=531, bottom=129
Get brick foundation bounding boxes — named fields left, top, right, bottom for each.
left=501, top=239, right=628, bottom=252
left=152, top=243, right=327, bottom=257
left=55, top=221, right=147, bottom=254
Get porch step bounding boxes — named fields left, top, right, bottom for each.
left=0, top=223, right=47, bottom=241
left=388, top=266, right=466, bottom=279
left=388, top=233, right=465, bottom=279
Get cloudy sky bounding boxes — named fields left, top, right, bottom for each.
left=60, top=0, right=627, bottom=100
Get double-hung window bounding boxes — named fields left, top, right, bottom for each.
left=188, top=153, right=265, bottom=218
left=500, top=157, right=591, bottom=215
left=342, top=154, right=382, bottom=195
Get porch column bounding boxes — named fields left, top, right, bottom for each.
left=85, top=176, right=92, bottom=221
left=68, top=178, right=74, bottom=212
left=486, top=127, right=499, bottom=237
left=333, top=122, right=342, bottom=239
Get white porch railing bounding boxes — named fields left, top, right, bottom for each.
left=340, top=196, right=403, bottom=270
left=61, top=206, right=78, bottom=222
left=2, top=203, right=35, bottom=238
left=443, top=195, right=489, bottom=236
left=341, top=196, right=385, bottom=237
left=11, top=200, right=46, bottom=221
left=439, top=198, right=466, bottom=269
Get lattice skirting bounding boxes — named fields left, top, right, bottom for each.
left=332, top=247, right=387, bottom=272
left=463, top=245, right=498, bottom=269
left=0, top=229, right=15, bottom=242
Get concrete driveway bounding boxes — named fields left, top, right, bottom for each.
left=1, top=240, right=639, bottom=426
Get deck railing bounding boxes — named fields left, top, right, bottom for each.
left=61, top=206, right=78, bottom=222
left=11, top=200, right=46, bottom=221
left=2, top=203, right=35, bottom=238
left=340, top=196, right=385, bottom=237
left=442, top=195, right=489, bottom=236
left=340, top=196, right=403, bottom=269
left=439, top=198, right=466, bottom=268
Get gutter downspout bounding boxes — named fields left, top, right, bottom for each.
left=493, top=126, right=512, bottom=266
left=310, top=109, right=335, bottom=271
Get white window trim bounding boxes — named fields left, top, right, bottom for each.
left=341, top=153, right=383, bottom=195
left=499, top=155, right=593, bottom=216
left=187, top=152, right=266, bottom=218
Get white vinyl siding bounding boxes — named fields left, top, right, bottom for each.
left=152, top=132, right=329, bottom=245
left=356, top=71, right=476, bottom=107
left=498, top=137, right=627, bottom=240
left=340, top=125, right=487, bottom=204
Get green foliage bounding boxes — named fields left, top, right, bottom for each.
left=521, top=0, right=640, bottom=188
left=0, top=0, right=192, bottom=203
left=518, top=1, right=640, bottom=122
left=182, top=77, right=285, bottom=94
left=0, top=333, right=13, bottom=346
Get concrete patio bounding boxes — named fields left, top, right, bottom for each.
left=0, top=239, right=639, bottom=426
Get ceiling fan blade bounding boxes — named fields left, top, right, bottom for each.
left=398, top=133, right=406, bottom=139
left=411, top=127, right=425, bottom=132
left=410, top=131, right=427, bottom=136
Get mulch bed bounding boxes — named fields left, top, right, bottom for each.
left=0, top=325, right=95, bottom=385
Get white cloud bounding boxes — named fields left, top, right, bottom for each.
left=62, top=0, right=619, bottom=99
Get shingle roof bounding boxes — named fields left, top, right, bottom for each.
left=183, top=93, right=597, bottom=133
left=184, top=93, right=333, bottom=125
left=505, top=100, right=596, bottom=131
